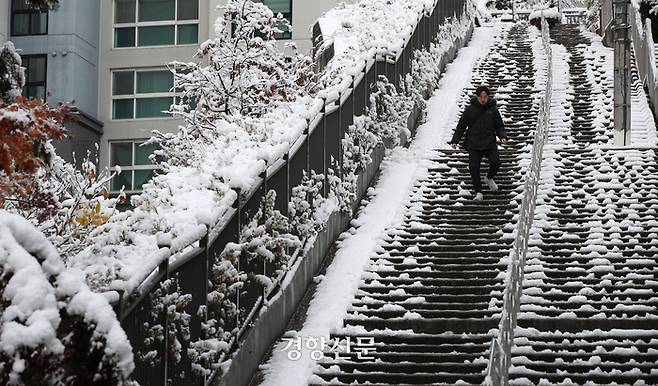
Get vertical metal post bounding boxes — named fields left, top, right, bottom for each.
left=512, top=0, right=517, bottom=22
left=613, top=0, right=632, bottom=146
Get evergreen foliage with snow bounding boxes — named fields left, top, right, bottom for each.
left=0, top=42, right=24, bottom=103
left=139, top=275, right=192, bottom=380
left=0, top=212, right=136, bottom=385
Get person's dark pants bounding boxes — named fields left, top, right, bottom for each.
left=468, top=147, right=501, bottom=193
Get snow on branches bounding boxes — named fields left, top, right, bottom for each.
left=139, top=275, right=192, bottom=380
left=169, top=0, right=313, bottom=125
left=0, top=97, right=125, bottom=257
left=0, top=211, right=136, bottom=385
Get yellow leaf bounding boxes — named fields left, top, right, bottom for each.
left=76, top=214, right=90, bottom=227
left=95, top=201, right=101, bottom=214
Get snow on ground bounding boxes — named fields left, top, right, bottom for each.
left=257, top=22, right=504, bottom=386
left=581, top=29, right=658, bottom=147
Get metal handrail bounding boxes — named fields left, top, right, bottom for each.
left=484, top=15, right=553, bottom=385
left=630, top=3, right=658, bottom=120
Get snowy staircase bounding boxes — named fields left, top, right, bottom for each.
left=508, top=24, right=658, bottom=385
left=310, top=24, right=542, bottom=386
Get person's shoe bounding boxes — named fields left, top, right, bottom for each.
left=474, top=192, right=484, bottom=201
left=485, top=178, right=498, bottom=191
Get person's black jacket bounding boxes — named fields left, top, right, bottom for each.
left=450, top=97, right=507, bottom=151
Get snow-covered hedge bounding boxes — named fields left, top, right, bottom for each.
left=0, top=211, right=135, bottom=385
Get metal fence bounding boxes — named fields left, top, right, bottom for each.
left=490, top=7, right=587, bottom=25
left=485, top=15, right=553, bottom=386
left=112, top=1, right=470, bottom=385
left=631, top=6, right=658, bottom=119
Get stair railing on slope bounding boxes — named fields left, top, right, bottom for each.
left=107, top=1, right=472, bottom=385
left=630, top=5, right=658, bottom=119
left=485, top=15, right=553, bottom=386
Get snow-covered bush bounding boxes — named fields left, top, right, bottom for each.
left=369, top=76, right=414, bottom=148
left=187, top=254, right=242, bottom=377
left=139, top=275, right=192, bottom=381
left=0, top=211, right=136, bottom=385
left=529, top=7, right=562, bottom=28
left=239, top=190, right=302, bottom=269
left=0, top=42, right=24, bottom=102
left=1, top=96, right=125, bottom=259
left=288, top=171, right=326, bottom=243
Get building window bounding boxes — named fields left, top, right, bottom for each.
left=113, top=0, right=199, bottom=48
left=109, top=141, right=161, bottom=193
left=11, top=0, right=48, bottom=36
left=21, top=55, right=47, bottom=100
left=263, top=0, right=292, bottom=39
left=112, top=69, right=174, bottom=119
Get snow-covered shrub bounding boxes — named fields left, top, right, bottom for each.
left=139, top=275, right=192, bottom=378
left=0, top=211, right=136, bottom=385
left=239, top=190, right=302, bottom=269
left=0, top=42, right=24, bottom=103
left=369, top=76, right=414, bottom=148
left=288, top=171, right=325, bottom=244
left=529, top=7, right=562, bottom=28
left=1, top=96, right=125, bottom=259
left=187, top=253, right=242, bottom=377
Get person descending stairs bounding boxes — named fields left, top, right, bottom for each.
left=309, top=23, right=543, bottom=386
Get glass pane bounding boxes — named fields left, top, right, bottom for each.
left=113, top=99, right=134, bottom=119
left=12, top=0, right=28, bottom=11
left=177, top=0, right=198, bottom=20
left=115, top=0, right=136, bottom=23
left=12, top=14, right=29, bottom=35
left=134, top=169, right=155, bottom=190
left=110, top=142, right=133, bottom=166
left=111, top=171, right=133, bottom=191
left=138, top=25, right=175, bottom=46
left=30, top=12, right=47, bottom=34
left=135, top=143, right=158, bottom=165
left=137, top=71, right=172, bottom=94
left=26, top=56, right=46, bottom=83
left=263, top=0, right=291, bottom=13
left=138, top=0, right=175, bottom=21
left=114, top=27, right=136, bottom=47
left=113, top=71, right=134, bottom=95
left=23, top=85, right=45, bottom=100
left=177, top=24, right=198, bottom=44
left=136, top=97, right=173, bottom=118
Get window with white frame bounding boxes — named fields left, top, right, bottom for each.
left=113, top=0, right=199, bottom=48
left=112, top=69, right=174, bottom=119
left=109, top=140, right=161, bottom=193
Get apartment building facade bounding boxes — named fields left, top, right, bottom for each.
left=99, top=0, right=341, bottom=194
left=2, top=0, right=104, bottom=164
left=4, top=0, right=339, bottom=194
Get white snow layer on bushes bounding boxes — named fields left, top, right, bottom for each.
left=0, top=210, right=135, bottom=380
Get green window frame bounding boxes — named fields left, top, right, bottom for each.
left=113, top=0, right=199, bottom=48
left=109, top=140, right=161, bottom=193
left=21, top=55, right=47, bottom=100
left=263, top=0, right=292, bottom=39
left=11, top=0, right=48, bottom=36
left=111, top=69, right=175, bottom=119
